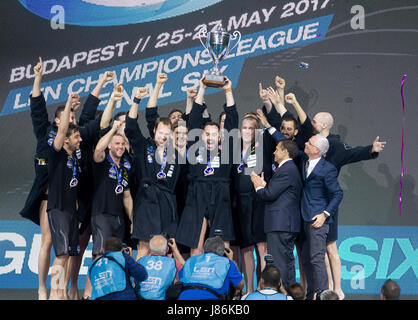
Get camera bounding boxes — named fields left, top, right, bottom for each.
left=160, top=232, right=173, bottom=254
left=161, top=232, right=171, bottom=240
left=122, top=243, right=131, bottom=255
left=264, top=254, right=274, bottom=265
left=214, top=229, right=223, bottom=238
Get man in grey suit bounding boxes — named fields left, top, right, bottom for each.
left=299, top=134, right=343, bottom=299
left=250, top=140, right=302, bottom=288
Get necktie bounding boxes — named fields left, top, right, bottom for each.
left=305, top=160, right=309, bottom=178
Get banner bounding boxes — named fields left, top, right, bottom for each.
left=1, top=221, right=416, bottom=294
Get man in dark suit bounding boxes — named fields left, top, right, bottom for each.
left=250, top=140, right=302, bottom=288
left=299, top=134, right=343, bottom=300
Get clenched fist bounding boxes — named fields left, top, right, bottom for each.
left=187, top=87, right=198, bottom=99
left=136, top=87, right=149, bottom=99
left=102, top=71, right=115, bottom=82
left=156, top=73, right=168, bottom=85
left=285, top=93, right=297, bottom=105
left=111, top=83, right=124, bottom=101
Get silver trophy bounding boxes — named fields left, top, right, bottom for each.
left=198, top=26, right=241, bottom=87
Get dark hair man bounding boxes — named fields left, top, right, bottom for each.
left=177, top=236, right=244, bottom=300
left=319, top=289, right=340, bottom=300
left=380, top=279, right=400, bottom=300
left=251, top=140, right=302, bottom=288
left=47, top=93, right=83, bottom=300
left=88, top=237, right=147, bottom=300
left=287, top=282, right=306, bottom=300
left=125, top=78, right=183, bottom=261
left=175, top=75, right=239, bottom=256
left=19, top=57, right=113, bottom=299
left=242, top=265, right=287, bottom=300
left=91, top=121, right=134, bottom=256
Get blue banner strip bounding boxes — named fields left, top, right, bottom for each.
left=1, top=221, right=417, bottom=294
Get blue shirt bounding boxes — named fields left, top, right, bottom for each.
left=177, top=259, right=243, bottom=300
left=94, top=252, right=148, bottom=300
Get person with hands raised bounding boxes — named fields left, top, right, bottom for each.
left=125, top=84, right=183, bottom=262
left=90, top=119, right=134, bottom=260
left=176, top=75, right=238, bottom=257
left=46, top=93, right=83, bottom=300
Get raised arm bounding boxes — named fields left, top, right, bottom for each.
left=222, top=77, right=238, bottom=131
left=54, top=93, right=79, bottom=151
left=267, top=86, right=287, bottom=117
left=30, top=57, right=51, bottom=141
left=222, top=76, right=235, bottom=108
left=185, top=87, right=198, bottom=115
left=256, top=109, right=286, bottom=144
left=285, top=93, right=307, bottom=124
left=79, top=71, right=115, bottom=125
left=128, top=87, right=149, bottom=119
left=32, top=57, right=43, bottom=98
left=187, top=76, right=208, bottom=132
left=93, top=120, right=121, bottom=163
left=100, top=83, right=124, bottom=129
left=259, top=83, right=273, bottom=114
left=90, top=71, right=115, bottom=98
left=147, top=73, right=168, bottom=109
left=275, top=75, right=286, bottom=107
left=194, top=75, right=207, bottom=106
left=125, top=87, right=149, bottom=153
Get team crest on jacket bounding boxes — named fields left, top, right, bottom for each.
left=123, top=161, right=131, bottom=170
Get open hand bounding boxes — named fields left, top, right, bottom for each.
left=371, top=136, right=387, bottom=153
left=259, top=83, right=269, bottom=102
left=256, top=109, right=270, bottom=128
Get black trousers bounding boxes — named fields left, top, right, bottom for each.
left=266, top=231, right=299, bottom=289
left=300, top=222, right=329, bottom=300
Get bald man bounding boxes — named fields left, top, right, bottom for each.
left=136, top=235, right=184, bottom=300
left=284, top=94, right=386, bottom=300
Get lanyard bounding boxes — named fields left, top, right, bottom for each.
left=108, top=154, right=124, bottom=194
left=237, top=144, right=255, bottom=174
left=67, top=154, right=78, bottom=188
left=204, top=149, right=217, bottom=176
left=156, top=147, right=167, bottom=179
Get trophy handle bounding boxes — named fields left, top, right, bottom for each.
left=228, top=30, right=242, bottom=54
left=198, top=28, right=209, bottom=54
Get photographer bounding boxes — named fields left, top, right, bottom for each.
left=88, top=237, right=147, bottom=300
left=242, top=255, right=288, bottom=300
left=136, top=234, right=185, bottom=300
left=177, top=231, right=244, bottom=300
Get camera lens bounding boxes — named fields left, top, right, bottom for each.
left=264, top=254, right=274, bottom=265
left=214, top=229, right=223, bottom=237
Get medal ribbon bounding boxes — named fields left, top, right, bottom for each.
left=157, top=147, right=167, bottom=177
left=108, top=154, right=123, bottom=187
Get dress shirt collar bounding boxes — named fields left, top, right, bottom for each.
left=278, top=158, right=292, bottom=168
